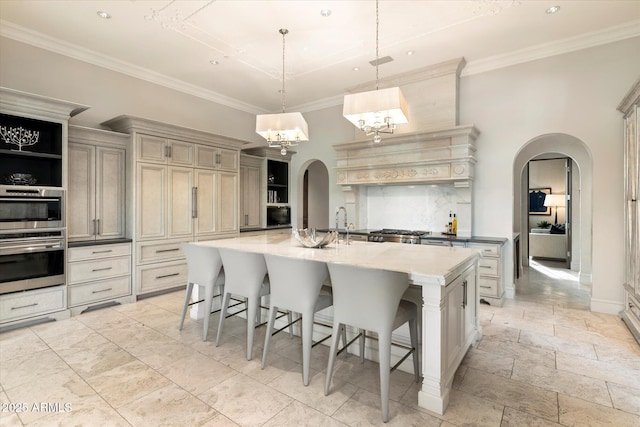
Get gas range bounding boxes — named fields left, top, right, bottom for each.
left=367, top=229, right=432, bottom=244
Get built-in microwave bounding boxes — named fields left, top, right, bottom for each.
left=267, top=206, right=291, bottom=226
left=0, top=186, right=64, bottom=230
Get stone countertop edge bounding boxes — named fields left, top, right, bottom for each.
left=240, top=225, right=293, bottom=233
left=68, top=238, right=132, bottom=248
left=317, top=229, right=507, bottom=245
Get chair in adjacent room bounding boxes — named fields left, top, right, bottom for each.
left=179, top=243, right=225, bottom=341
left=217, top=248, right=285, bottom=361
left=325, top=263, right=420, bottom=423
left=262, top=254, right=342, bottom=386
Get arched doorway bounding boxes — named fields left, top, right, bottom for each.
left=296, top=160, right=330, bottom=229
left=513, top=134, right=593, bottom=306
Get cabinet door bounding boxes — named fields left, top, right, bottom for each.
left=241, top=165, right=261, bottom=228
left=463, top=266, right=477, bottom=345
left=218, top=171, right=238, bottom=234
left=168, top=140, right=194, bottom=166
left=218, top=148, right=238, bottom=171
left=137, top=163, right=166, bottom=240
left=194, top=169, right=217, bottom=236
left=68, top=143, right=96, bottom=241
left=168, top=166, right=194, bottom=238
left=137, top=134, right=167, bottom=163
left=96, top=147, right=125, bottom=240
left=195, top=145, right=217, bottom=169
left=444, top=274, right=464, bottom=373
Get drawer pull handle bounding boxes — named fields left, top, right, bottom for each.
left=156, top=273, right=180, bottom=279
left=156, top=248, right=180, bottom=253
left=92, top=288, right=113, bottom=294
left=480, top=265, right=492, bottom=269
left=480, top=285, right=491, bottom=289
left=92, top=267, right=113, bottom=272
left=92, top=250, right=113, bottom=254
left=11, top=302, right=38, bottom=310
left=483, top=249, right=492, bottom=252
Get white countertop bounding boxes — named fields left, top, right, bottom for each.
left=196, top=234, right=480, bottom=286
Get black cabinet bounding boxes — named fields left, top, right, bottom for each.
left=267, top=159, right=288, bottom=204
left=0, top=113, right=63, bottom=187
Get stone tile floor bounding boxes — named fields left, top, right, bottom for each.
left=0, top=261, right=639, bottom=426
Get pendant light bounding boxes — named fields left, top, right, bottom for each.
left=256, top=29, right=309, bottom=155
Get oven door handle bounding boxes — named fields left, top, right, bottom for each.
left=0, top=242, right=63, bottom=255
left=1, top=197, right=60, bottom=203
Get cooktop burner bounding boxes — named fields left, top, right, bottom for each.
left=367, top=229, right=432, bottom=243
left=369, top=229, right=431, bottom=236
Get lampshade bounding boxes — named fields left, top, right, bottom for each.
left=256, top=112, right=309, bottom=143
left=343, top=86, right=409, bottom=129
left=543, top=194, right=565, bottom=207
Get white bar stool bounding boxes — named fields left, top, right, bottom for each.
left=179, top=243, right=225, bottom=341
left=325, top=263, right=420, bottom=423
left=216, top=248, right=272, bottom=361
left=262, top=254, right=340, bottom=386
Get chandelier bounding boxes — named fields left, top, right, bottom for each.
left=256, top=29, right=309, bottom=155
left=342, top=0, right=408, bottom=143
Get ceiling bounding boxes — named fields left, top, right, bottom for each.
left=1, top=1, right=639, bottom=114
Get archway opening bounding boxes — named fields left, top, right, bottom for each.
left=296, top=159, right=330, bottom=229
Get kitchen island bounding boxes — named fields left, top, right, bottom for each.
left=196, top=233, right=480, bottom=415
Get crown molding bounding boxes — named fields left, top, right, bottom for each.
left=463, top=20, right=640, bottom=76
left=0, top=20, right=263, bottom=115
left=2, top=19, right=638, bottom=114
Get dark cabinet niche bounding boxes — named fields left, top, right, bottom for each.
left=267, top=159, right=288, bottom=204
left=0, top=113, right=63, bottom=187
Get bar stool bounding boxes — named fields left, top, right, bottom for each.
left=216, top=248, right=273, bottom=361
left=262, top=254, right=339, bottom=386
left=179, top=243, right=225, bottom=341
left=325, top=263, right=420, bottom=423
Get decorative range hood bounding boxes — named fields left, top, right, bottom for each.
left=333, top=125, right=478, bottom=186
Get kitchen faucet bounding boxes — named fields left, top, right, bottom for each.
left=335, top=206, right=350, bottom=244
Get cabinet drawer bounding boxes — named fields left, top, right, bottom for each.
left=478, top=276, right=498, bottom=297
left=137, top=240, right=188, bottom=264
left=478, top=258, right=499, bottom=276
left=68, top=256, right=131, bottom=284
left=68, top=276, right=131, bottom=307
left=468, top=243, right=499, bottom=257
left=137, top=261, right=187, bottom=293
left=0, top=286, right=66, bottom=323
left=68, top=243, right=131, bottom=262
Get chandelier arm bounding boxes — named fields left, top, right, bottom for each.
left=280, top=28, right=288, bottom=114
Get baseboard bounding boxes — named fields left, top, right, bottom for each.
left=590, top=298, right=624, bottom=315
left=570, top=260, right=580, bottom=272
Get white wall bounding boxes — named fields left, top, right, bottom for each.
left=460, top=36, right=640, bottom=313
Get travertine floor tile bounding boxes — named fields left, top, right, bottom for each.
left=119, top=383, right=217, bottom=427
left=458, top=368, right=559, bottom=422
left=594, top=341, right=640, bottom=370
left=332, top=388, right=441, bottom=426
left=477, top=335, right=556, bottom=369
left=460, top=347, right=514, bottom=378
left=262, top=400, right=348, bottom=427
left=269, top=370, right=358, bottom=416
left=198, top=374, right=292, bottom=427
left=434, top=389, right=504, bottom=426
left=519, top=329, right=597, bottom=359
left=556, top=352, right=640, bottom=390
left=558, top=394, right=640, bottom=426
left=0, top=349, right=69, bottom=391
left=607, top=383, right=640, bottom=415
left=85, top=360, right=170, bottom=408
left=511, top=360, right=611, bottom=407
left=0, top=328, right=48, bottom=363
left=21, top=395, right=130, bottom=427
left=59, top=341, right=136, bottom=378
left=477, top=322, right=520, bottom=343
left=220, top=348, right=298, bottom=385
left=158, top=351, right=237, bottom=395
left=501, top=407, right=563, bottom=426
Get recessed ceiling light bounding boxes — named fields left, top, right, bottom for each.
left=320, top=9, right=332, bottom=17
left=96, top=11, right=111, bottom=19
left=210, top=60, right=219, bottom=65
left=352, top=67, right=360, bottom=71
left=546, top=6, right=560, bottom=14
left=406, top=50, right=415, bottom=56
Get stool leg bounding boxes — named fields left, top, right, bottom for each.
left=301, top=313, right=314, bottom=386
left=246, top=297, right=260, bottom=360
left=359, top=328, right=366, bottom=363
left=324, top=322, right=342, bottom=396
left=202, top=284, right=215, bottom=341
left=216, top=292, right=231, bottom=347
left=378, top=331, right=392, bottom=423
left=409, top=317, right=420, bottom=382
left=288, top=311, right=294, bottom=338
left=261, top=306, right=278, bottom=369
left=179, top=282, right=194, bottom=331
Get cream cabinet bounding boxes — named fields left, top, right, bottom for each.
left=101, top=116, right=245, bottom=298
left=68, top=126, right=127, bottom=242
left=0, top=286, right=67, bottom=324
left=468, top=242, right=504, bottom=307
left=619, top=78, right=640, bottom=345
left=240, top=154, right=262, bottom=229
left=67, top=243, right=132, bottom=313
